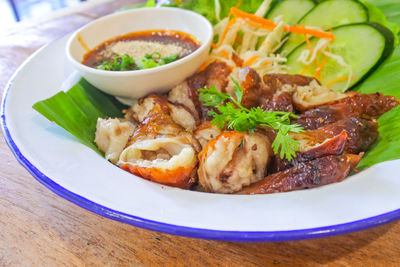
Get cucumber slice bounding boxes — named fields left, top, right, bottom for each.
left=266, top=0, right=315, bottom=25
left=280, top=0, right=368, bottom=56
left=285, top=23, right=394, bottom=92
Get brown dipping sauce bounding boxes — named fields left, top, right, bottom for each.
left=82, top=30, right=201, bottom=68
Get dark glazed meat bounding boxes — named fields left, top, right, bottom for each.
left=232, top=52, right=244, bottom=67
left=256, top=73, right=318, bottom=112
left=239, top=67, right=264, bottom=109
left=237, top=70, right=297, bottom=111
left=260, top=92, right=294, bottom=112
left=187, top=62, right=232, bottom=121
left=238, top=154, right=362, bottom=195
left=188, top=61, right=232, bottom=92
left=263, top=74, right=317, bottom=94
left=272, top=131, right=348, bottom=172
left=293, top=118, right=378, bottom=154
left=296, top=93, right=399, bottom=130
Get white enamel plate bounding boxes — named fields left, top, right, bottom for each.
left=2, top=35, right=400, bottom=241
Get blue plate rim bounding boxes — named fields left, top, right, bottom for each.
left=1, top=35, right=399, bottom=242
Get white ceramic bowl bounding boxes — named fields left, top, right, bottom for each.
left=66, top=7, right=213, bottom=101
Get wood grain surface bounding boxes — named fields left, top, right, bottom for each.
left=0, top=1, right=399, bottom=266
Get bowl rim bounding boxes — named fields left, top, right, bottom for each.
left=65, top=7, right=213, bottom=77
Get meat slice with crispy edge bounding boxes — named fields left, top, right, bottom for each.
left=168, top=61, right=232, bottom=122
left=272, top=131, right=348, bottom=173
left=260, top=91, right=294, bottom=112
left=120, top=95, right=201, bottom=189
left=263, top=74, right=318, bottom=94
left=238, top=154, right=362, bottom=195
left=295, top=93, right=399, bottom=130
left=198, top=131, right=272, bottom=193
left=126, top=94, right=196, bottom=131
left=292, top=118, right=378, bottom=155
left=257, top=73, right=317, bottom=112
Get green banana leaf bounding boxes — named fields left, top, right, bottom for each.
left=32, top=79, right=127, bottom=155
left=352, top=0, right=400, bottom=168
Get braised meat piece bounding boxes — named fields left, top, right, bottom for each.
left=229, top=69, right=296, bottom=112
left=236, top=67, right=264, bottom=109
left=169, top=62, right=232, bottom=122
left=127, top=94, right=196, bottom=131
left=292, top=118, right=378, bottom=154
left=272, top=131, right=348, bottom=172
left=296, top=93, right=399, bottom=130
left=120, top=95, right=201, bottom=189
left=198, top=132, right=272, bottom=193
left=257, top=74, right=318, bottom=112
left=193, top=121, right=222, bottom=149
left=95, top=118, right=135, bottom=164
left=263, top=73, right=318, bottom=94
left=260, top=92, right=294, bottom=112
left=238, top=154, right=362, bottom=195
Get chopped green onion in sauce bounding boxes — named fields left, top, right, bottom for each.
left=82, top=29, right=200, bottom=72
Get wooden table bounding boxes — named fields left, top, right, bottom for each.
left=0, top=1, right=399, bottom=265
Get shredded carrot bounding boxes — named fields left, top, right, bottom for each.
left=220, top=17, right=238, bottom=45
left=231, top=7, right=276, bottom=29
left=235, top=34, right=243, bottom=45
left=262, top=62, right=271, bottom=66
left=314, top=54, right=329, bottom=79
left=304, top=32, right=313, bottom=52
left=243, top=55, right=260, bottom=66
left=229, top=7, right=335, bottom=41
left=235, top=0, right=242, bottom=8
left=211, top=43, right=219, bottom=49
left=231, top=20, right=243, bottom=46
left=285, top=25, right=335, bottom=41
left=325, top=76, right=357, bottom=87
left=300, top=64, right=310, bottom=75
left=198, top=61, right=210, bottom=72
left=243, top=20, right=275, bottom=31
left=220, top=49, right=230, bottom=59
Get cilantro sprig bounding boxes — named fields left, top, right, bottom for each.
left=96, top=53, right=180, bottom=71
left=198, top=78, right=304, bottom=161
left=97, top=55, right=136, bottom=71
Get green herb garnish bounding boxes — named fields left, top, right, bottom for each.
left=138, top=52, right=180, bottom=69
left=97, top=54, right=136, bottom=71
left=159, top=53, right=180, bottom=65
left=199, top=78, right=304, bottom=161
left=97, top=53, right=180, bottom=71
